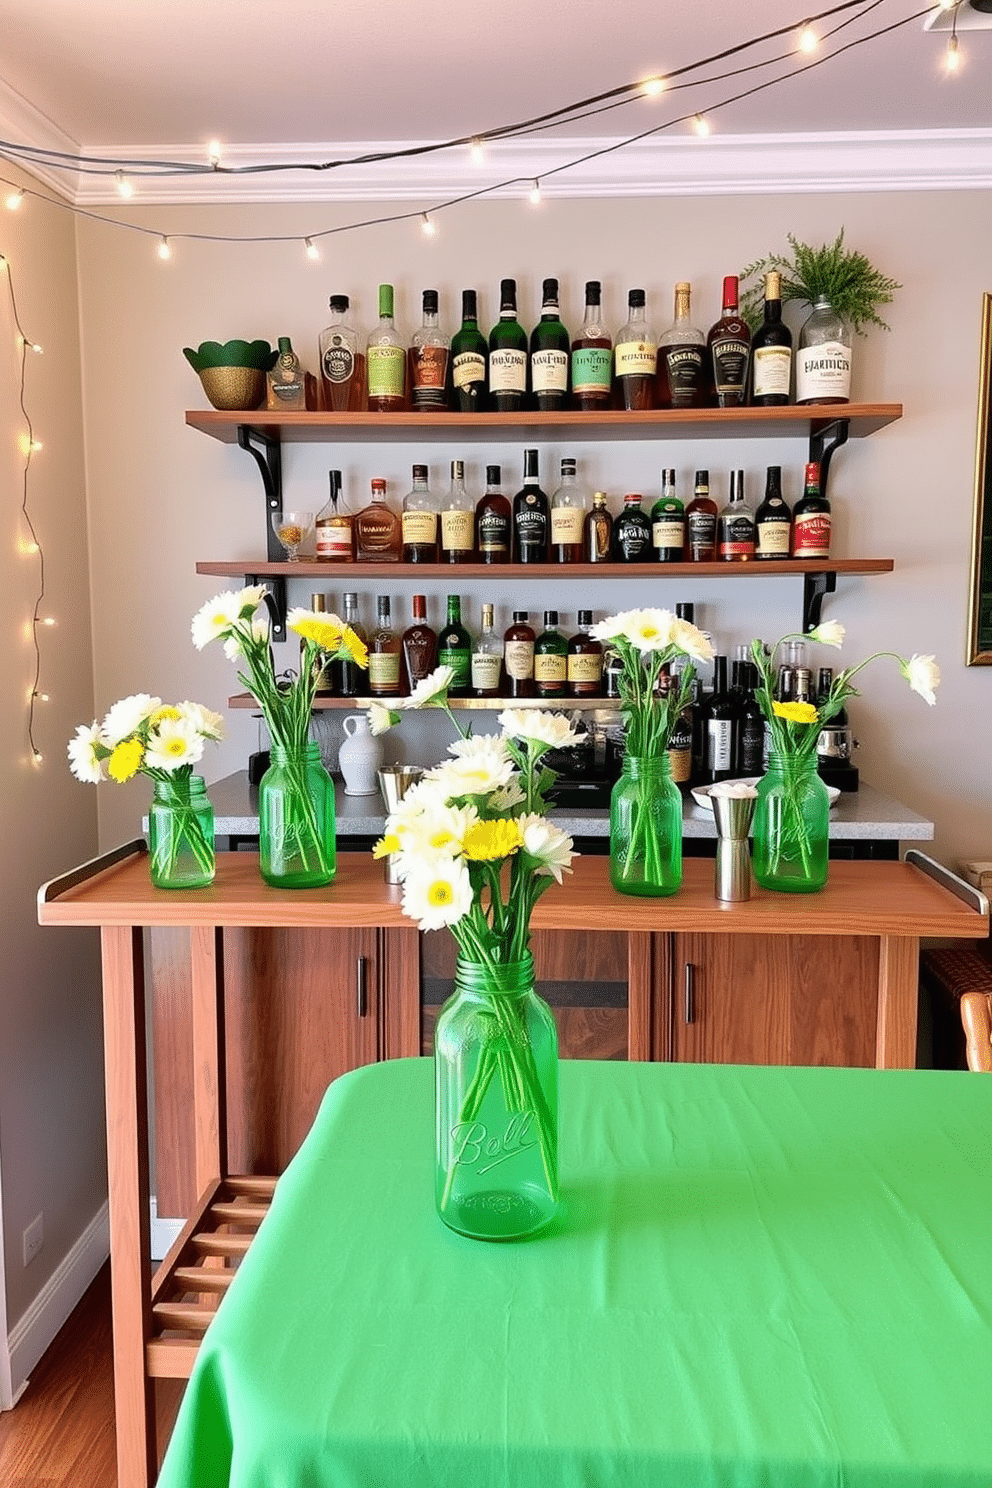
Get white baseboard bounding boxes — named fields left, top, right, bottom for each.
left=6, top=1201, right=110, bottom=1401
left=150, top=1197, right=184, bottom=1262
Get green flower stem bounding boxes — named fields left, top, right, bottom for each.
left=144, top=768, right=214, bottom=880
left=270, top=749, right=332, bottom=878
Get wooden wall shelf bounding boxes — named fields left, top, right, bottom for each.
left=197, top=557, right=895, bottom=582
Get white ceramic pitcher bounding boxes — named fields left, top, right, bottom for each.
left=338, top=713, right=384, bottom=796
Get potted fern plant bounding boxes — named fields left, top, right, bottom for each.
left=741, top=230, right=900, bottom=405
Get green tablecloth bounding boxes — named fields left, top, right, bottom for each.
left=158, top=1059, right=992, bottom=1488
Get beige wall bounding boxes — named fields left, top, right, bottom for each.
left=75, top=188, right=992, bottom=866
left=0, top=160, right=104, bottom=1381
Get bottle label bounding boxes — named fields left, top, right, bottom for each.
left=792, top=511, right=832, bottom=557
left=504, top=640, right=534, bottom=680
left=618, top=529, right=651, bottom=560
left=488, top=349, right=527, bottom=392
left=711, top=338, right=750, bottom=393
left=614, top=340, right=657, bottom=376
left=439, top=647, right=471, bottom=688
left=739, top=716, right=765, bottom=774
left=411, top=346, right=449, bottom=408
left=367, top=344, right=405, bottom=398
left=515, top=503, right=548, bottom=541
left=706, top=718, right=733, bottom=772
left=687, top=510, right=717, bottom=548
left=477, top=509, right=511, bottom=553
left=269, top=376, right=305, bottom=406
left=662, top=345, right=705, bottom=404
left=316, top=518, right=353, bottom=560
left=551, top=507, right=585, bottom=546
left=368, top=652, right=401, bottom=688
left=752, top=345, right=792, bottom=398
left=756, top=518, right=791, bottom=556
left=720, top=516, right=756, bottom=557
left=471, top=652, right=503, bottom=691
left=402, top=510, right=438, bottom=545
left=534, top=653, right=567, bottom=683
left=531, top=349, right=568, bottom=393
left=796, top=341, right=851, bottom=402
left=653, top=516, right=685, bottom=549
left=441, top=509, right=474, bottom=552
left=322, top=338, right=354, bottom=384
left=453, top=350, right=486, bottom=390
left=571, top=346, right=612, bottom=393
left=567, top=653, right=603, bottom=684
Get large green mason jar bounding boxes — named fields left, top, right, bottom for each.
left=148, top=774, right=215, bottom=889
left=609, top=753, right=683, bottom=897
left=752, top=750, right=830, bottom=893
left=258, top=741, right=336, bottom=889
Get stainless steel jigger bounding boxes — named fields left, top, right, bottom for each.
left=377, top=766, right=424, bottom=884
left=711, top=792, right=757, bottom=902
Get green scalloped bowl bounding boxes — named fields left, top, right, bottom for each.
left=182, top=339, right=278, bottom=373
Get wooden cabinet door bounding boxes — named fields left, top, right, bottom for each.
left=670, top=932, right=878, bottom=1067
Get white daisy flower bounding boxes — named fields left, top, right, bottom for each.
left=191, top=587, right=266, bottom=650
left=101, top=693, right=162, bottom=746
left=807, top=620, right=845, bottom=650
left=517, top=812, right=575, bottom=883
left=67, top=722, right=106, bottom=783
left=177, top=701, right=226, bottom=741
left=222, top=615, right=270, bottom=663
left=902, top=653, right=940, bottom=706
left=401, top=665, right=456, bottom=710
left=447, top=734, right=510, bottom=766
left=144, top=716, right=205, bottom=772
left=427, top=752, right=516, bottom=798
left=368, top=701, right=400, bottom=736
left=401, top=856, right=474, bottom=931
left=590, top=611, right=633, bottom=643
left=498, top=708, right=580, bottom=750
left=671, top=617, right=714, bottom=664
left=488, top=778, right=526, bottom=811
left=624, top=607, right=676, bottom=654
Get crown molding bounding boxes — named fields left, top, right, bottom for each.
left=0, top=77, right=79, bottom=199
left=4, top=127, right=992, bottom=207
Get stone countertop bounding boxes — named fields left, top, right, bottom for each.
left=207, top=772, right=934, bottom=843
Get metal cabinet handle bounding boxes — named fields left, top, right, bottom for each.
left=356, top=956, right=368, bottom=1018
left=684, top=963, right=695, bottom=1025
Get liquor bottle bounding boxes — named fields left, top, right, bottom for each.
left=336, top=592, right=368, bottom=697
left=785, top=639, right=814, bottom=704
left=550, top=457, right=589, bottom=563
left=488, top=278, right=528, bottom=412
left=437, top=594, right=472, bottom=697
left=705, top=654, right=735, bottom=784
left=750, top=271, right=793, bottom=406
left=707, top=275, right=751, bottom=409
left=795, top=298, right=852, bottom=405
left=366, top=283, right=407, bottom=412
left=476, top=464, right=511, bottom=564
left=401, top=594, right=438, bottom=690
left=512, top=448, right=550, bottom=563
left=650, top=469, right=685, bottom=563
left=368, top=595, right=402, bottom=696
left=570, top=280, right=612, bottom=410
left=675, top=602, right=706, bottom=784
left=440, top=459, right=476, bottom=563
left=817, top=666, right=848, bottom=726
left=318, top=294, right=364, bottom=412
left=401, top=465, right=439, bottom=563
left=584, top=490, right=613, bottom=563
left=613, top=492, right=652, bottom=562
left=791, top=461, right=831, bottom=558
left=354, top=477, right=401, bottom=562
left=613, top=289, right=657, bottom=411
left=567, top=610, right=603, bottom=697
left=471, top=603, right=504, bottom=698
left=450, top=289, right=488, bottom=412
left=305, top=593, right=336, bottom=695
left=717, top=469, right=755, bottom=562
left=737, top=662, right=766, bottom=776
left=267, top=336, right=307, bottom=411
left=315, top=468, right=353, bottom=563
left=754, top=465, right=792, bottom=560
left=534, top=610, right=568, bottom=699
left=527, top=277, right=570, bottom=411
left=603, top=644, right=624, bottom=699
left=656, top=282, right=706, bottom=409
left=409, top=289, right=449, bottom=412
left=503, top=611, right=535, bottom=698
left=685, top=469, right=718, bottom=562
left=666, top=661, right=694, bottom=788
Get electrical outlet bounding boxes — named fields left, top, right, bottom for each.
left=23, top=1213, right=43, bottom=1267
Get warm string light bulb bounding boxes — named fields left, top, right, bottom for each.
left=114, top=170, right=134, bottom=199
left=693, top=113, right=711, bottom=137
left=420, top=212, right=436, bottom=237
left=798, top=24, right=818, bottom=53
left=642, top=76, right=666, bottom=97
left=528, top=179, right=542, bottom=205
left=207, top=139, right=222, bottom=167
left=945, top=33, right=961, bottom=71
left=157, top=236, right=172, bottom=260
left=304, top=236, right=320, bottom=260
left=469, top=138, right=484, bottom=164
left=5, top=187, right=24, bottom=210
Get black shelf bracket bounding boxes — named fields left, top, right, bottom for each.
left=808, top=417, right=849, bottom=501
left=237, top=424, right=287, bottom=640
left=803, top=571, right=836, bottom=634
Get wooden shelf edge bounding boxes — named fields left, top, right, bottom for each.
left=197, top=558, right=895, bottom=580
left=227, top=692, right=618, bottom=711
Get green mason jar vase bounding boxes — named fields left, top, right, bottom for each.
left=148, top=774, right=215, bottom=890
left=434, top=953, right=559, bottom=1242
left=753, top=750, right=829, bottom=893
left=609, top=753, right=683, bottom=897
left=258, top=741, right=336, bottom=889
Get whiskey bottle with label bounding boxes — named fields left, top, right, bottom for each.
left=409, top=289, right=450, bottom=412
left=267, top=336, right=307, bottom=411
left=354, top=478, right=401, bottom=562
left=650, top=469, right=685, bottom=563
left=401, top=464, right=439, bottom=563
left=685, top=470, right=718, bottom=562
left=315, top=469, right=354, bottom=563
left=318, top=295, right=365, bottom=412
left=534, top=611, right=568, bottom=699
left=613, top=288, right=657, bottom=410
left=754, top=465, right=792, bottom=560
left=512, top=449, right=549, bottom=563
left=705, top=654, right=735, bottom=783
left=613, top=492, right=652, bottom=562
left=567, top=610, right=603, bottom=697
left=488, top=279, right=528, bottom=412
left=450, top=290, right=488, bottom=412
left=750, top=271, right=793, bottom=406
left=550, top=457, right=589, bottom=563
left=471, top=603, right=504, bottom=698
left=795, top=299, right=852, bottom=405
left=570, top=280, right=612, bottom=410
left=791, top=461, right=831, bottom=558
left=368, top=596, right=403, bottom=696
left=437, top=594, right=472, bottom=697
left=476, top=464, right=511, bottom=564
left=707, top=275, right=751, bottom=408
left=335, top=592, right=368, bottom=697
left=503, top=611, right=535, bottom=697
left=529, top=277, right=570, bottom=411
left=656, top=282, right=706, bottom=408
left=717, top=469, right=755, bottom=562
left=583, top=491, right=613, bottom=563
left=366, top=283, right=407, bottom=412
left=401, top=594, right=438, bottom=691
left=439, top=459, right=475, bottom=563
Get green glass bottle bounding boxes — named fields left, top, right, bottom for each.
left=534, top=610, right=568, bottom=698
left=450, top=289, right=488, bottom=412
left=488, top=278, right=528, bottom=412
left=438, top=594, right=472, bottom=697
left=529, top=277, right=570, bottom=411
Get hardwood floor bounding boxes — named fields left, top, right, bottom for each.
left=0, top=1264, right=182, bottom=1487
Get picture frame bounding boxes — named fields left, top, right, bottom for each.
left=967, top=292, right=992, bottom=665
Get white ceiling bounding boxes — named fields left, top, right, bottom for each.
left=0, top=0, right=989, bottom=202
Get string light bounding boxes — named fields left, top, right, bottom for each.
left=528, top=179, right=542, bottom=205
left=469, top=137, right=484, bottom=163
left=945, top=32, right=961, bottom=69
left=693, top=113, right=712, bottom=136
left=114, top=170, right=134, bottom=199
left=642, top=76, right=666, bottom=97
left=798, top=23, right=819, bottom=52
left=304, top=236, right=320, bottom=260
left=5, top=186, right=23, bottom=210
left=207, top=139, right=222, bottom=167
left=420, top=211, right=436, bottom=237
left=157, top=235, right=172, bottom=259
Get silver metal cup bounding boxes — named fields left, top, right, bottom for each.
left=377, top=766, right=423, bottom=884
left=711, top=792, right=757, bottom=902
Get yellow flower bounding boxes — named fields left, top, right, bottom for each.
left=341, top=624, right=369, bottom=670
left=772, top=701, right=819, bottom=725
left=462, top=818, right=523, bottom=861
left=150, top=705, right=182, bottom=725
left=108, top=737, right=143, bottom=782
left=372, top=833, right=400, bottom=860
left=290, top=615, right=345, bottom=652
